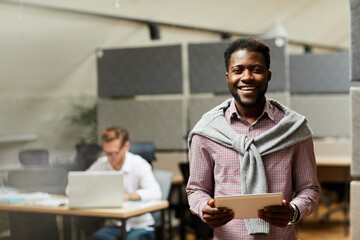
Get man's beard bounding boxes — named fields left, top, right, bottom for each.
left=229, top=84, right=268, bottom=108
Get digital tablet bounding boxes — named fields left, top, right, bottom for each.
left=214, top=193, right=283, bottom=219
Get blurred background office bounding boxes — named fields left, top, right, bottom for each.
left=1, top=0, right=360, bottom=240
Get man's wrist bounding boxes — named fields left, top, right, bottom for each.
left=289, top=203, right=300, bottom=223
left=128, top=192, right=140, bottom=201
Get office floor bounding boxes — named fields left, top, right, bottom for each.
left=297, top=202, right=350, bottom=240
left=173, top=202, right=350, bottom=240
left=0, top=202, right=350, bottom=240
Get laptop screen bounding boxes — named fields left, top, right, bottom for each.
left=68, top=171, right=124, bottom=208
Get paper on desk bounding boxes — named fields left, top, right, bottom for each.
left=29, top=198, right=69, bottom=207
left=0, top=192, right=51, bottom=204
left=0, top=186, right=17, bottom=194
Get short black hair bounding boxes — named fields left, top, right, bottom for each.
left=224, top=37, right=270, bottom=71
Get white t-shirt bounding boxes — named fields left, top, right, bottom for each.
left=87, top=151, right=162, bottom=231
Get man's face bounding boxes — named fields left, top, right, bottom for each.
left=102, top=139, right=128, bottom=170
left=226, top=50, right=271, bottom=109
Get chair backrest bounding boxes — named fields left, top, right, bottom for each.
left=74, top=143, right=103, bottom=170
left=151, top=169, right=173, bottom=230
left=6, top=168, right=68, bottom=194
left=18, top=149, right=50, bottom=167
left=129, top=142, right=156, bottom=165
left=179, top=162, right=190, bottom=185
left=152, top=169, right=173, bottom=200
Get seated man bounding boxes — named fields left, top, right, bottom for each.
left=87, top=126, right=162, bottom=240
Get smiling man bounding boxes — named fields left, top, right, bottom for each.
left=186, top=37, right=320, bottom=239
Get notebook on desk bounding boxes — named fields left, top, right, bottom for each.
left=68, top=171, right=124, bottom=208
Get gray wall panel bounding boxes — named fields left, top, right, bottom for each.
left=188, top=42, right=228, bottom=94
left=97, top=45, right=183, bottom=97
left=350, top=0, right=360, bottom=81
left=290, top=94, right=350, bottom=138
left=189, top=95, right=229, bottom=129
left=189, top=93, right=290, bottom=130
left=290, top=52, right=356, bottom=93
left=97, top=98, right=187, bottom=150
left=351, top=87, right=360, bottom=175
left=188, top=37, right=288, bottom=94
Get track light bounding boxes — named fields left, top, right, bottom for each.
left=304, top=44, right=312, bottom=53
left=148, top=23, right=160, bottom=40
left=221, top=32, right=231, bottom=40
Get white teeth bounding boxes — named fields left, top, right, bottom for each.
left=240, top=87, right=256, bottom=90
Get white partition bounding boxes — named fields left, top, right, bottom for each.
left=290, top=94, right=350, bottom=138
left=351, top=87, right=360, bottom=176
left=351, top=181, right=360, bottom=240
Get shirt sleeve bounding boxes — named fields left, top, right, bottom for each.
left=186, top=134, right=214, bottom=220
left=290, top=137, right=321, bottom=220
left=86, top=157, right=108, bottom=171
left=135, top=159, right=162, bottom=201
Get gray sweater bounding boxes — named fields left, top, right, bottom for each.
left=188, top=98, right=313, bottom=235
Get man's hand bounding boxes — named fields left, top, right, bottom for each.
left=258, top=200, right=293, bottom=228
left=124, top=192, right=140, bottom=201
left=202, top=199, right=234, bottom=228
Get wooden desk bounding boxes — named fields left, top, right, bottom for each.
left=172, top=172, right=184, bottom=185
left=171, top=172, right=186, bottom=240
left=0, top=196, right=169, bottom=240
left=316, top=155, right=351, bottom=182
left=316, top=155, right=350, bottom=167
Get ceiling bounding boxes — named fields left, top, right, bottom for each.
left=2, top=0, right=351, bottom=50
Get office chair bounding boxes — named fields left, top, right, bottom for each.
left=52, top=143, right=102, bottom=172
left=74, top=143, right=102, bottom=170
left=6, top=168, right=67, bottom=194
left=152, top=169, right=173, bottom=240
left=18, top=149, right=50, bottom=167
left=129, top=142, right=156, bottom=166
left=178, top=162, right=213, bottom=240
left=5, top=168, right=68, bottom=240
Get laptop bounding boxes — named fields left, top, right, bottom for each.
left=68, top=171, right=124, bottom=208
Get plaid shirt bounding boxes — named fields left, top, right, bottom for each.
left=187, top=98, right=320, bottom=240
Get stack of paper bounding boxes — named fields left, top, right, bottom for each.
left=0, top=192, right=51, bottom=204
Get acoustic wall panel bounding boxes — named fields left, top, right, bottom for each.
left=189, top=95, right=229, bottom=130
left=188, top=37, right=288, bottom=94
left=351, top=181, right=360, bottom=240
left=289, top=52, right=358, bottom=93
left=97, top=98, right=187, bottom=150
left=97, top=45, right=183, bottom=97
left=290, top=94, right=350, bottom=138
left=350, top=0, right=360, bottom=81
left=188, top=93, right=290, bottom=130
left=188, top=42, right=228, bottom=94
left=351, top=87, right=360, bottom=175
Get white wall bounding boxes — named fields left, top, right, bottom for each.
left=0, top=2, right=226, bottom=165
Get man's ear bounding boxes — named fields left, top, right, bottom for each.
left=124, top=141, right=130, bottom=151
left=267, top=70, right=272, bottom=82
left=226, top=72, right=229, bottom=82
